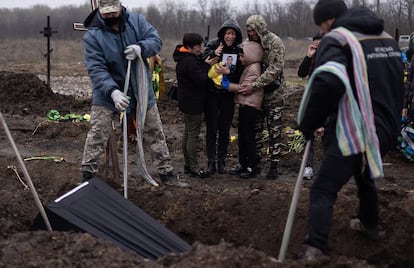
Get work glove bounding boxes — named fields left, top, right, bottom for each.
left=111, top=89, right=130, bottom=111
left=124, top=44, right=141, bottom=61
left=221, top=75, right=230, bottom=90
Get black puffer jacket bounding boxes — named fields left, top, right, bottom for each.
left=202, top=19, right=243, bottom=85
left=173, top=45, right=211, bottom=114
left=299, top=7, right=404, bottom=153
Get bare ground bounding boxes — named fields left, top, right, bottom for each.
left=0, top=63, right=413, bottom=267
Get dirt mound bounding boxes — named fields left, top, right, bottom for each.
left=1, top=71, right=413, bottom=267
left=0, top=71, right=89, bottom=116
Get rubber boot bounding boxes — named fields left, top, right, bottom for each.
left=218, top=159, right=226, bottom=174
left=207, top=160, right=216, bottom=175
left=266, top=162, right=278, bottom=180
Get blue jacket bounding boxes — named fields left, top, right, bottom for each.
left=83, top=7, right=162, bottom=112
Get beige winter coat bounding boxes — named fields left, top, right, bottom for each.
left=235, top=41, right=264, bottom=109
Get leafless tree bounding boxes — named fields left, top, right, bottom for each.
left=0, top=0, right=412, bottom=40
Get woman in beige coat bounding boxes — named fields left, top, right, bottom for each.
left=224, top=40, right=263, bottom=178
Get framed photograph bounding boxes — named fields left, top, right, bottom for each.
left=222, top=53, right=237, bottom=67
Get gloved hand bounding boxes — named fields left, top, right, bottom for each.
left=111, top=89, right=130, bottom=111
left=124, top=44, right=141, bottom=61
left=221, top=75, right=230, bottom=90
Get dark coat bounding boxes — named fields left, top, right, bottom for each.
left=297, top=55, right=316, bottom=78
left=202, top=19, right=243, bottom=85
left=299, top=7, right=404, bottom=153
left=173, top=45, right=210, bottom=114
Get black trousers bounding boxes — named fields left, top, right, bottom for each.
left=305, top=127, right=380, bottom=254
left=205, top=90, right=235, bottom=162
left=238, top=105, right=260, bottom=169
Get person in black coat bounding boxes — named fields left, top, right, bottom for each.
left=296, top=33, right=322, bottom=180
left=297, top=33, right=321, bottom=78
left=298, top=0, right=403, bottom=260
left=173, top=33, right=217, bottom=178
left=201, top=19, right=243, bottom=175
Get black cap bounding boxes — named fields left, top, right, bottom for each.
left=313, top=0, right=347, bottom=26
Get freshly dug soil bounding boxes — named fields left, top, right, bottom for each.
left=0, top=69, right=413, bottom=267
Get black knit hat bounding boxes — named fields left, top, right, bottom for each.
left=313, top=0, right=347, bottom=26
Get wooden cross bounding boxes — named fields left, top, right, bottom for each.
left=73, top=0, right=98, bottom=31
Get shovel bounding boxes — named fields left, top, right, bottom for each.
left=0, top=113, right=52, bottom=231
left=278, top=140, right=311, bottom=262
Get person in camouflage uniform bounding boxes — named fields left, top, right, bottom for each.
left=239, top=15, right=285, bottom=179
left=80, top=0, right=175, bottom=183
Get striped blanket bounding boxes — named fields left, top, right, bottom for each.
left=298, top=27, right=383, bottom=178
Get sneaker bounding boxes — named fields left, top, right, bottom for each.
left=349, top=218, right=386, bottom=240
left=229, top=165, right=246, bottom=175
left=303, top=166, right=313, bottom=180
left=190, top=169, right=209, bottom=179
left=297, top=245, right=329, bottom=263
left=240, top=167, right=256, bottom=179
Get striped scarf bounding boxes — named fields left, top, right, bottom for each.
left=298, top=27, right=383, bottom=178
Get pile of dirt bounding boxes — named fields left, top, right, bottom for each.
left=0, top=71, right=413, bottom=267
left=0, top=71, right=90, bottom=116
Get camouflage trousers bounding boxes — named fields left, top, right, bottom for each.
left=255, top=97, right=284, bottom=166
left=81, top=104, right=173, bottom=176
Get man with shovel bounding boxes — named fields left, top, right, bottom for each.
left=297, top=0, right=403, bottom=260
left=80, top=0, right=176, bottom=184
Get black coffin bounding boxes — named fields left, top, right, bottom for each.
left=31, top=177, right=191, bottom=259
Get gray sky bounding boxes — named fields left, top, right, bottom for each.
left=0, top=0, right=269, bottom=10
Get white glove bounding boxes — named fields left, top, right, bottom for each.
left=124, top=44, right=141, bottom=61
left=111, top=89, right=130, bottom=111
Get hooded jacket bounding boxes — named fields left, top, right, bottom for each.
left=83, top=7, right=161, bottom=112
left=173, top=45, right=211, bottom=114
left=245, top=15, right=285, bottom=93
left=235, top=41, right=263, bottom=109
left=202, top=19, right=243, bottom=85
left=299, top=7, right=404, bottom=153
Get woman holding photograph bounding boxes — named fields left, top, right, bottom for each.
left=202, top=18, right=243, bottom=175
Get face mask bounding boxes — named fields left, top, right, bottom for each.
left=104, top=17, right=120, bottom=27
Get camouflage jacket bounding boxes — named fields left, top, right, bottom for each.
left=246, top=15, right=285, bottom=96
